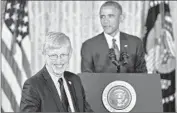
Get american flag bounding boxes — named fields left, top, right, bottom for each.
left=143, top=0, right=176, bottom=112
left=1, top=0, right=31, bottom=112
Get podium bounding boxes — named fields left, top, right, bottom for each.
left=78, top=73, right=163, bottom=112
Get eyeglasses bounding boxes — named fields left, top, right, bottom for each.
left=48, top=53, right=69, bottom=60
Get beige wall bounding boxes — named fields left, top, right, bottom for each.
left=28, top=1, right=146, bottom=74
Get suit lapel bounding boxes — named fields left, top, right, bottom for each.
left=120, top=32, right=129, bottom=53
left=64, top=72, right=79, bottom=112
left=100, top=32, right=114, bottom=64
left=100, top=33, right=109, bottom=49
left=42, top=66, right=66, bottom=112
left=120, top=32, right=130, bottom=72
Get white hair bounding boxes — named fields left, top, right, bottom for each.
left=42, top=32, right=72, bottom=54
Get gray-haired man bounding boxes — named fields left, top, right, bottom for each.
left=20, top=32, right=93, bottom=112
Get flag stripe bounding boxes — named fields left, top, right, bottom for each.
left=13, top=43, right=28, bottom=86
left=2, top=55, right=22, bottom=105
left=1, top=90, right=14, bottom=112
left=164, top=21, right=174, bottom=36
left=21, top=36, right=31, bottom=64
left=21, top=46, right=31, bottom=78
left=1, top=73, right=19, bottom=112
left=1, top=40, right=22, bottom=88
left=2, top=23, right=13, bottom=50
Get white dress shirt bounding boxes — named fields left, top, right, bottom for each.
left=46, top=66, right=75, bottom=112
left=46, top=66, right=64, bottom=100
left=104, top=31, right=120, bottom=50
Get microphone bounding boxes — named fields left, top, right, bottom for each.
left=120, top=45, right=129, bottom=65
left=109, top=48, right=120, bottom=67
left=121, top=52, right=129, bottom=65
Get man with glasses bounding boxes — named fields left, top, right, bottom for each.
left=20, top=32, right=93, bottom=112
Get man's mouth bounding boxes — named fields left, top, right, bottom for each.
left=104, top=26, right=111, bottom=29
left=54, top=64, right=64, bottom=68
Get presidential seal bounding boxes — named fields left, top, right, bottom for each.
left=102, top=81, right=136, bottom=112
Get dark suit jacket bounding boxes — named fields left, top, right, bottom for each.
left=81, top=32, right=147, bottom=73
left=20, top=66, right=93, bottom=112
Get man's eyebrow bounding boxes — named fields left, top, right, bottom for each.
left=100, top=14, right=105, bottom=17
left=108, top=14, right=115, bottom=16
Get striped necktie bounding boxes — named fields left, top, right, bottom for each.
left=112, top=38, right=120, bottom=61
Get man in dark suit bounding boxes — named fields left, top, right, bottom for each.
left=20, top=32, right=93, bottom=112
left=81, top=1, right=147, bottom=73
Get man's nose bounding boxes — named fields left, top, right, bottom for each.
left=103, top=17, right=109, bottom=24
left=56, top=57, right=64, bottom=62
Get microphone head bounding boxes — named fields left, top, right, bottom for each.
left=109, top=48, right=119, bottom=66
left=109, top=48, right=116, bottom=59
left=120, top=52, right=129, bottom=65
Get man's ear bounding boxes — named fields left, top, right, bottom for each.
left=120, top=13, right=125, bottom=23
left=69, top=49, right=73, bottom=59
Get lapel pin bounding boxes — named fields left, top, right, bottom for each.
left=68, top=81, right=72, bottom=85
left=124, top=45, right=128, bottom=48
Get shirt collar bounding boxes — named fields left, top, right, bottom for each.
left=46, top=65, right=64, bottom=85
left=104, top=31, right=120, bottom=40
left=104, top=31, right=120, bottom=48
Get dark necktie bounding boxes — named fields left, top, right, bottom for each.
left=112, top=38, right=120, bottom=61
left=58, top=78, right=68, bottom=111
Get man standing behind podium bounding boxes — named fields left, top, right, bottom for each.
left=20, top=32, right=93, bottom=112
left=81, top=1, right=147, bottom=73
